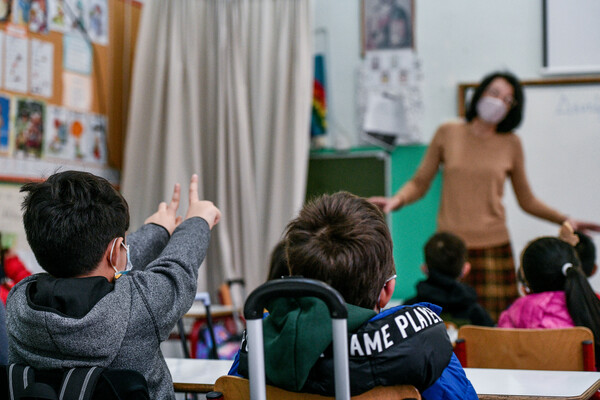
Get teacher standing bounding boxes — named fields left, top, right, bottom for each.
left=369, top=71, right=600, bottom=321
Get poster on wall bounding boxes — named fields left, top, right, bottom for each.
left=66, top=110, right=88, bottom=160
left=4, top=31, right=29, bottom=93
left=63, top=32, right=92, bottom=75
left=48, top=0, right=72, bottom=32
left=62, top=71, right=91, bottom=111
left=11, top=0, right=30, bottom=25
left=44, top=108, right=106, bottom=164
left=30, top=39, right=54, bottom=97
left=44, top=105, right=69, bottom=159
left=29, top=0, right=49, bottom=34
left=85, top=0, right=108, bottom=45
left=0, top=95, right=11, bottom=155
left=362, top=0, right=414, bottom=54
left=0, top=0, right=10, bottom=21
left=86, top=113, right=107, bottom=164
left=12, top=98, right=45, bottom=158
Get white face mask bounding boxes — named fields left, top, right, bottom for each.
left=476, top=96, right=509, bottom=125
left=109, top=238, right=133, bottom=279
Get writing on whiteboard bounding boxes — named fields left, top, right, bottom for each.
left=555, top=94, right=600, bottom=119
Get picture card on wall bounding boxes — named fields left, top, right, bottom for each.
left=12, top=97, right=45, bottom=158
left=29, top=0, right=49, bottom=34
left=86, top=113, right=107, bottom=164
left=62, top=71, right=91, bottom=111
left=4, top=32, right=29, bottom=93
left=63, top=32, right=92, bottom=75
left=30, top=39, right=54, bottom=98
left=0, top=0, right=10, bottom=21
left=85, top=0, right=108, bottom=45
left=0, top=95, right=10, bottom=154
left=48, top=0, right=73, bottom=33
left=11, top=0, right=31, bottom=25
left=43, top=105, right=70, bottom=159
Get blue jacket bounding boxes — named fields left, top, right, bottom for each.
left=230, top=301, right=476, bottom=400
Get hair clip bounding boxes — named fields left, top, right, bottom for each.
left=562, top=262, right=573, bottom=277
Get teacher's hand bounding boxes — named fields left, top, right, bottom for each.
left=565, top=218, right=600, bottom=234
left=368, top=196, right=403, bottom=214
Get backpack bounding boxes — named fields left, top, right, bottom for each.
left=1, top=364, right=150, bottom=400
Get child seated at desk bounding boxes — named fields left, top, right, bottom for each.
left=498, top=236, right=600, bottom=367
left=403, top=231, right=494, bottom=327
left=230, top=192, right=476, bottom=400
left=6, top=171, right=220, bottom=399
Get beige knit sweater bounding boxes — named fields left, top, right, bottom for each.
left=396, top=120, right=566, bottom=248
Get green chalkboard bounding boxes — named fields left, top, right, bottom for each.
left=305, top=150, right=389, bottom=201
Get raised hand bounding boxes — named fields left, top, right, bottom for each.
left=145, top=183, right=182, bottom=235
left=184, top=174, right=221, bottom=230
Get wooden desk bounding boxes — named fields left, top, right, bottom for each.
left=166, top=357, right=233, bottom=393
left=465, top=368, right=600, bottom=399
left=184, top=303, right=239, bottom=319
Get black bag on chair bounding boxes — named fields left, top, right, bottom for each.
left=1, top=364, right=149, bottom=400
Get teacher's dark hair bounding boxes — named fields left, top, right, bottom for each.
left=465, top=71, right=524, bottom=133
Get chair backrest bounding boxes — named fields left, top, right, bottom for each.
left=211, top=376, right=421, bottom=400
left=455, top=325, right=595, bottom=371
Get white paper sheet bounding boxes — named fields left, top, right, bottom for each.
left=62, top=71, right=91, bottom=111
left=30, top=39, right=54, bottom=97
left=63, top=32, right=92, bottom=75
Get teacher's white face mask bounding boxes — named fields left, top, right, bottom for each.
left=476, top=96, right=509, bottom=125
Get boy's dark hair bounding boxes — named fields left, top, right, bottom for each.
left=267, top=240, right=289, bottom=281
left=574, top=230, right=596, bottom=277
left=522, top=236, right=600, bottom=367
left=424, top=232, right=467, bottom=279
left=285, top=192, right=395, bottom=309
left=465, top=71, right=524, bottom=133
left=21, top=171, right=129, bottom=278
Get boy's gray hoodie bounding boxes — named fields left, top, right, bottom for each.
left=7, top=217, right=211, bottom=400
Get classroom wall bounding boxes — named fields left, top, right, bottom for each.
left=314, top=0, right=543, bottom=145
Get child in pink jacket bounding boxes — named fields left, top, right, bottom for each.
left=498, top=237, right=600, bottom=367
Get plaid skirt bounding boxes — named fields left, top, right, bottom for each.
left=462, top=242, right=519, bottom=322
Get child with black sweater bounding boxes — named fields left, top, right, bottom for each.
left=404, top=232, right=494, bottom=326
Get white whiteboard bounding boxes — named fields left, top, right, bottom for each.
left=461, top=79, right=600, bottom=291
left=543, top=0, right=600, bottom=74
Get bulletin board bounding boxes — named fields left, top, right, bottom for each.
left=458, top=76, right=600, bottom=290
left=0, top=0, right=138, bottom=185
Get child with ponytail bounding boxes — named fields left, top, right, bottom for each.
left=498, top=236, right=600, bottom=367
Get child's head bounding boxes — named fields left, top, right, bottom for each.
left=285, top=192, right=395, bottom=310
left=21, top=171, right=129, bottom=278
left=520, top=236, right=580, bottom=293
left=521, top=236, right=600, bottom=367
left=574, top=230, right=597, bottom=278
left=267, top=240, right=289, bottom=281
left=424, top=232, right=468, bottom=279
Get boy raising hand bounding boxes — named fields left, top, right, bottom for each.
left=7, top=171, right=220, bottom=399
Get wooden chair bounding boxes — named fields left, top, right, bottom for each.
left=455, top=325, right=595, bottom=371
left=211, top=376, right=421, bottom=400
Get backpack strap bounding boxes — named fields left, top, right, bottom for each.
left=8, top=364, right=35, bottom=400
left=8, top=364, right=58, bottom=400
left=58, top=367, right=105, bottom=400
